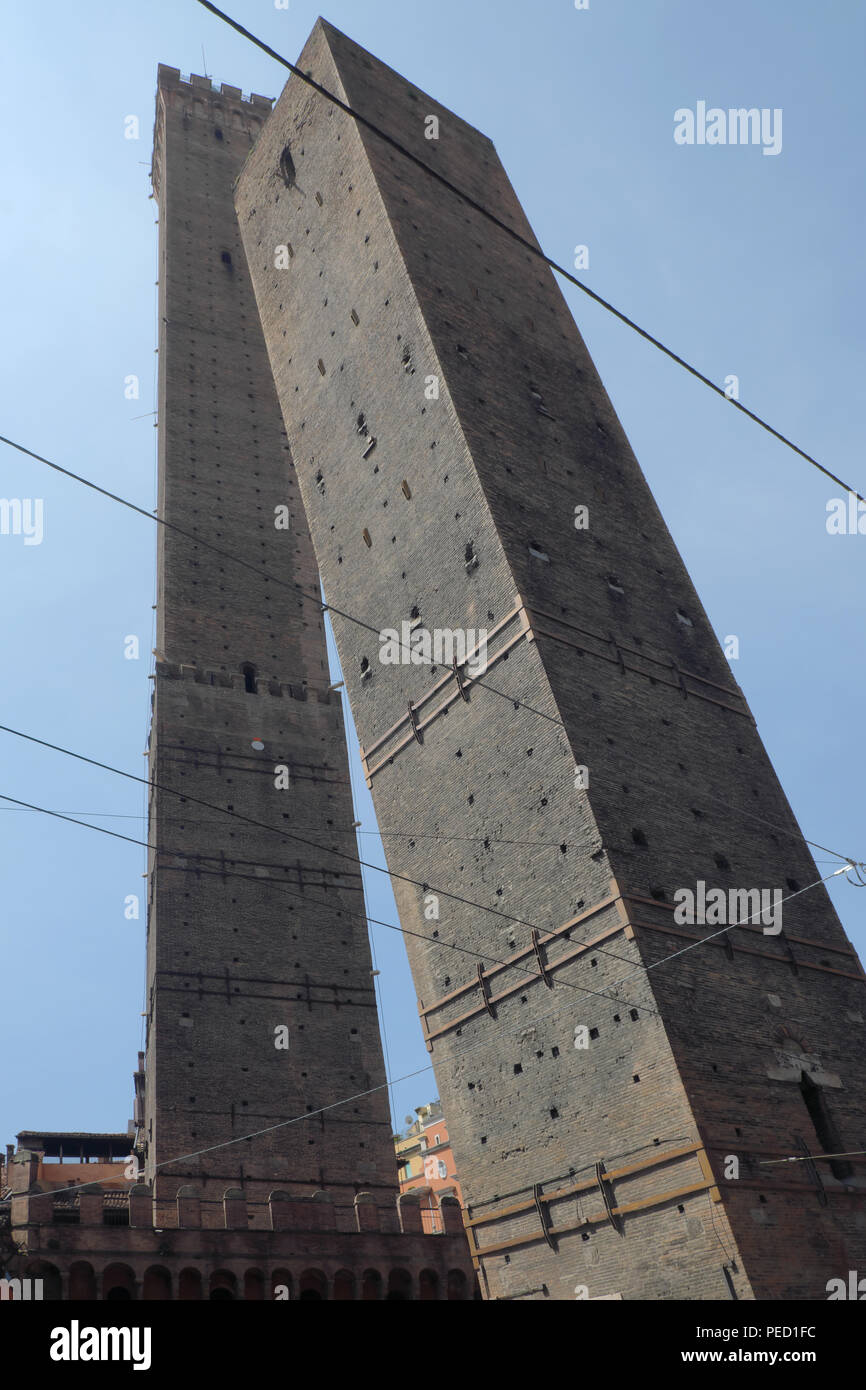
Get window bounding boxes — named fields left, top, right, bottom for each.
left=433, top=1133, right=440, bottom=1146
left=800, top=1071, right=853, bottom=1180
left=241, top=663, right=257, bottom=694
left=437, top=1160, right=447, bottom=1179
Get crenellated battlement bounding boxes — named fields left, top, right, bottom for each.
left=3, top=1186, right=473, bottom=1299
left=9, top=1184, right=464, bottom=1236
left=156, top=64, right=273, bottom=110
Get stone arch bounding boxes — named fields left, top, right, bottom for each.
left=223, top=1187, right=247, bottom=1228
left=24, top=1259, right=62, bottom=1301
left=103, top=1263, right=136, bottom=1301
left=387, top=1267, right=413, bottom=1301
left=439, top=1192, right=463, bottom=1233
left=298, top=1268, right=327, bottom=1301
left=128, top=1182, right=152, bottom=1227
left=447, top=1268, right=468, bottom=1301
left=354, top=1190, right=379, bottom=1232
left=361, top=1268, right=383, bottom=1301
left=332, top=1269, right=355, bottom=1301
left=143, top=1265, right=172, bottom=1301
left=178, top=1268, right=203, bottom=1301
left=271, top=1268, right=293, bottom=1301
left=397, top=1189, right=424, bottom=1233
left=209, top=1269, right=237, bottom=1301
left=176, top=1184, right=202, bottom=1228
left=244, top=1268, right=265, bottom=1301
left=269, top=1189, right=292, bottom=1232
left=419, top=1268, right=439, bottom=1301
left=68, top=1261, right=97, bottom=1301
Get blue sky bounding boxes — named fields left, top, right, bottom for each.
left=1, top=0, right=863, bottom=1149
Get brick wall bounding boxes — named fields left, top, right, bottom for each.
left=146, top=66, right=397, bottom=1225
left=6, top=1185, right=473, bottom=1300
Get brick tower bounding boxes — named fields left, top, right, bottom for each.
left=236, top=20, right=866, bottom=1300
left=145, top=63, right=400, bottom=1222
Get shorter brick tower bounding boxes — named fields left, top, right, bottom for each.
left=144, top=61, right=398, bottom=1228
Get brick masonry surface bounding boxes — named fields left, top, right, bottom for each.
left=235, top=20, right=866, bottom=1299
left=146, top=66, right=399, bottom=1225
left=5, top=1187, right=472, bottom=1301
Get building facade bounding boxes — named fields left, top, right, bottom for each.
left=236, top=19, right=866, bottom=1300
left=396, top=1103, right=465, bottom=1235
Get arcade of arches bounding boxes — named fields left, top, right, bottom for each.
left=22, top=1260, right=475, bottom=1301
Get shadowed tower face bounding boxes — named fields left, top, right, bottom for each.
left=145, top=66, right=396, bottom=1227
left=236, top=21, right=866, bottom=1297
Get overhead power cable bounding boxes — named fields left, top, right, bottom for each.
left=0, top=432, right=563, bottom=732
left=2, top=714, right=862, bottom=995
left=607, top=864, right=854, bottom=994
left=0, top=789, right=853, bottom=1197
left=8, top=711, right=859, bottom=1017
left=0, top=788, right=659, bottom=1015
left=195, top=0, right=865, bottom=507
left=0, top=436, right=859, bottom=876
left=759, top=1149, right=866, bottom=1166
left=0, top=804, right=627, bottom=851
left=13, top=793, right=849, bottom=1086
left=0, top=721, right=648, bottom=974
left=2, top=971, right=658, bottom=1199
left=2, top=784, right=856, bottom=1021
left=0, top=803, right=850, bottom=865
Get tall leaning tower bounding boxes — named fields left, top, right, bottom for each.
left=146, top=64, right=399, bottom=1224
left=237, top=20, right=866, bottom=1300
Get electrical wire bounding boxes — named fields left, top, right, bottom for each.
left=195, top=0, right=865, bottom=507
left=4, top=784, right=859, bottom=1043
left=0, top=803, right=857, bottom=873
left=0, top=430, right=568, bottom=735
left=607, top=864, right=854, bottom=994
left=4, top=715, right=862, bottom=1006
left=1, top=788, right=854, bottom=1202
left=0, top=720, right=649, bottom=975
left=2, top=432, right=859, bottom=880
left=0, top=789, right=659, bottom=1016
left=759, top=1149, right=866, bottom=1166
